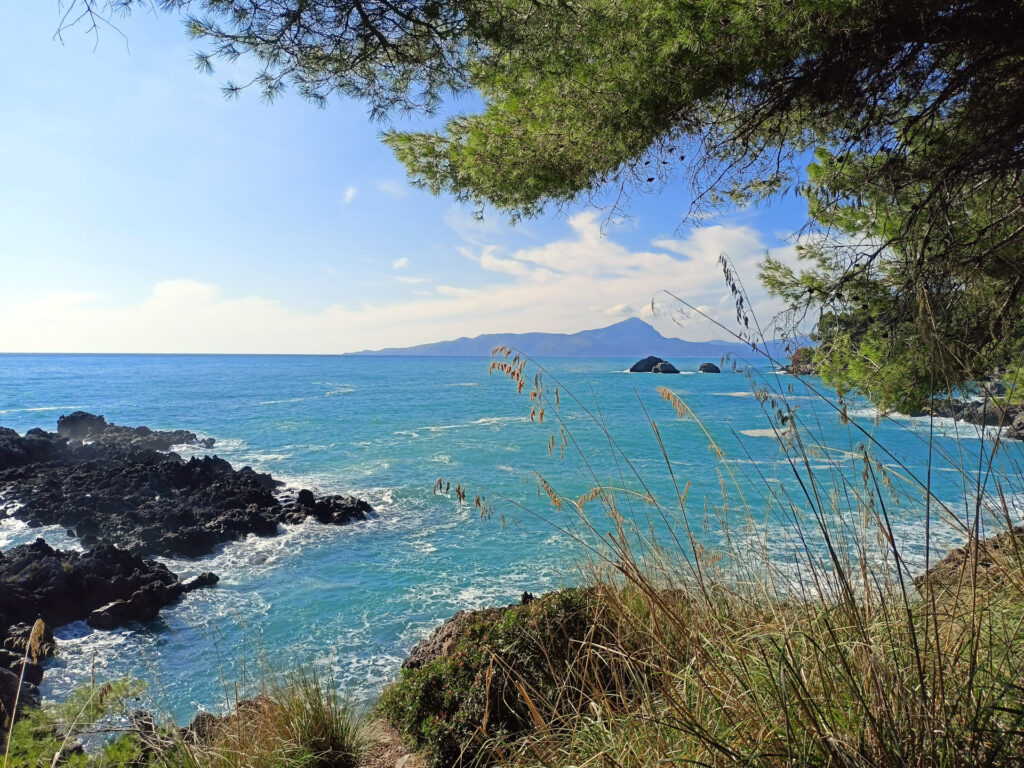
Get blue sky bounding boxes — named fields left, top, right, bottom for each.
left=1, top=4, right=809, bottom=353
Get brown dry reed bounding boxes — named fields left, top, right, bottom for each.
left=448, top=349, right=1024, bottom=768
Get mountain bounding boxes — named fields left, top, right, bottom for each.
left=349, top=318, right=792, bottom=360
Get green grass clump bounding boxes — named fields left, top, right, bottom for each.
left=3, top=668, right=363, bottom=768
left=378, top=588, right=622, bottom=768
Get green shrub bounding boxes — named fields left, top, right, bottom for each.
left=378, top=588, right=616, bottom=767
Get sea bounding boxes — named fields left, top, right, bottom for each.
left=0, top=353, right=1021, bottom=722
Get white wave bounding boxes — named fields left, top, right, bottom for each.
left=713, top=392, right=754, bottom=398
left=0, top=406, right=84, bottom=415
left=324, top=387, right=355, bottom=397
left=257, top=397, right=308, bottom=405
left=739, top=428, right=783, bottom=438
left=393, top=430, right=420, bottom=438
left=0, top=517, right=82, bottom=552
left=447, top=382, right=479, bottom=387
left=242, top=452, right=292, bottom=463
left=617, top=370, right=695, bottom=375
left=422, top=415, right=528, bottom=433
left=473, top=416, right=528, bottom=426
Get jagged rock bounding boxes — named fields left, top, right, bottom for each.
left=1004, top=411, right=1024, bottom=441
left=182, top=572, right=220, bottom=592
left=629, top=356, right=679, bottom=373
left=88, top=584, right=169, bottom=630
left=0, top=539, right=215, bottom=634
left=403, top=610, right=480, bottom=671
left=2, top=621, right=56, bottom=662
left=56, top=411, right=109, bottom=442
left=0, top=420, right=372, bottom=557
left=7, top=660, right=43, bottom=687
left=57, top=411, right=215, bottom=452
left=283, top=491, right=373, bottom=526
left=915, top=527, right=1024, bottom=594
left=698, top=362, right=721, bottom=373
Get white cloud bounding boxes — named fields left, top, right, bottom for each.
left=392, top=257, right=409, bottom=270
left=604, top=303, right=635, bottom=317
left=343, top=186, right=357, bottom=204
left=377, top=180, right=409, bottom=198
left=0, top=214, right=803, bottom=353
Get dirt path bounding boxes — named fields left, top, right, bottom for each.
left=360, top=719, right=427, bottom=768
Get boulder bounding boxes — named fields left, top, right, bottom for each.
left=698, top=362, right=721, bottom=373
left=629, top=356, right=679, bottom=373
left=1005, top=411, right=1024, bottom=441
left=57, top=411, right=109, bottom=443
left=0, top=667, right=36, bottom=728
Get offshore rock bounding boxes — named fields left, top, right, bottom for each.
left=280, top=489, right=373, bottom=526
left=698, top=362, right=721, bottom=373
left=629, top=356, right=679, bottom=373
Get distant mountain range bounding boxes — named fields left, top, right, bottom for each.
left=350, top=318, right=795, bottom=361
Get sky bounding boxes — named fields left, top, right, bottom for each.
left=1, top=4, right=810, bottom=354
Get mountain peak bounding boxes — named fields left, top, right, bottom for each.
left=349, top=318, right=757, bottom=358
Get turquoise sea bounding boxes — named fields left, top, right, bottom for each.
left=0, top=353, right=1020, bottom=721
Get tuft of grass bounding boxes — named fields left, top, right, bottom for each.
left=3, top=667, right=364, bottom=768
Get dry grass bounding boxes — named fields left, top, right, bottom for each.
left=381, top=352, right=1024, bottom=768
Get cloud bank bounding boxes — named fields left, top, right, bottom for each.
left=2, top=213, right=796, bottom=353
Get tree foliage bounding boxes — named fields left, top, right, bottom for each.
left=63, top=0, right=1024, bottom=404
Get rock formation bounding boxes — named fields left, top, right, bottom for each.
left=629, top=356, right=680, bottom=373
left=0, top=415, right=373, bottom=558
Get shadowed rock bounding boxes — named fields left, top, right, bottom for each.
left=0, top=416, right=373, bottom=558
left=629, top=356, right=679, bottom=373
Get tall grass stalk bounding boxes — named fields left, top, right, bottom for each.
left=400, top=345, right=1024, bottom=768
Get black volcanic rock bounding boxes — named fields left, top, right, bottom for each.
left=698, top=362, right=721, bottom=373
left=57, top=411, right=215, bottom=452
left=281, top=490, right=373, bottom=526
left=0, top=539, right=214, bottom=633
left=56, top=411, right=108, bottom=443
left=629, top=356, right=679, bottom=373
left=0, top=416, right=374, bottom=558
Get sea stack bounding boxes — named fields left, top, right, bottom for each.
left=629, top=356, right=680, bottom=373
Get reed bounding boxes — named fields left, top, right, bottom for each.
left=382, top=345, right=1024, bottom=768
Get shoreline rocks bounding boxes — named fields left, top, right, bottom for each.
left=0, top=539, right=218, bottom=636
left=0, top=413, right=375, bottom=711
left=0, top=414, right=373, bottom=558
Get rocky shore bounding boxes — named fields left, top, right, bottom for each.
left=0, top=412, right=374, bottom=722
